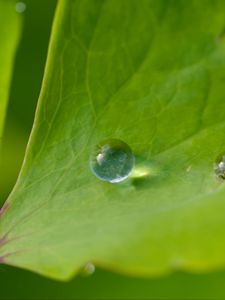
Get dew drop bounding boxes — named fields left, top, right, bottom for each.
left=83, top=262, right=95, bottom=276
left=90, top=139, right=135, bottom=183
left=15, top=2, right=26, bottom=13
left=214, top=155, right=225, bottom=179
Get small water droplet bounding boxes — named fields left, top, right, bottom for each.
left=90, top=139, right=135, bottom=183
left=15, top=2, right=26, bottom=13
left=82, top=262, right=95, bottom=276
left=214, top=155, right=225, bottom=179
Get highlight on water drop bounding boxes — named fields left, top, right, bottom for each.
left=90, top=138, right=135, bottom=183
left=214, top=154, right=225, bottom=179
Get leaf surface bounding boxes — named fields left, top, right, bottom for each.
left=0, top=1, right=22, bottom=142
left=2, top=0, right=225, bottom=280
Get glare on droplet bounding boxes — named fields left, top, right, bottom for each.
left=96, top=153, right=104, bottom=165
left=214, top=155, right=225, bottom=179
left=90, top=139, right=135, bottom=183
left=15, top=2, right=26, bottom=13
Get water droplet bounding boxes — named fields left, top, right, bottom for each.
left=15, top=2, right=26, bottom=13
left=82, top=262, right=95, bottom=276
left=90, top=139, right=135, bottom=183
left=214, top=155, right=225, bottom=179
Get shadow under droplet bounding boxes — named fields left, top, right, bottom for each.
left=130, top=156, right=161, bottom=189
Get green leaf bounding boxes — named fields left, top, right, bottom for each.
left=0, top=0, right=22, bottom=143
left=1, top=0, right=225, bottom=280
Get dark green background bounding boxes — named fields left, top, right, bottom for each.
left=1, top=1, right=225, bottom=299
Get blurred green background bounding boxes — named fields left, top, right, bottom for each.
left=1, top=1, right=225, bottom=299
